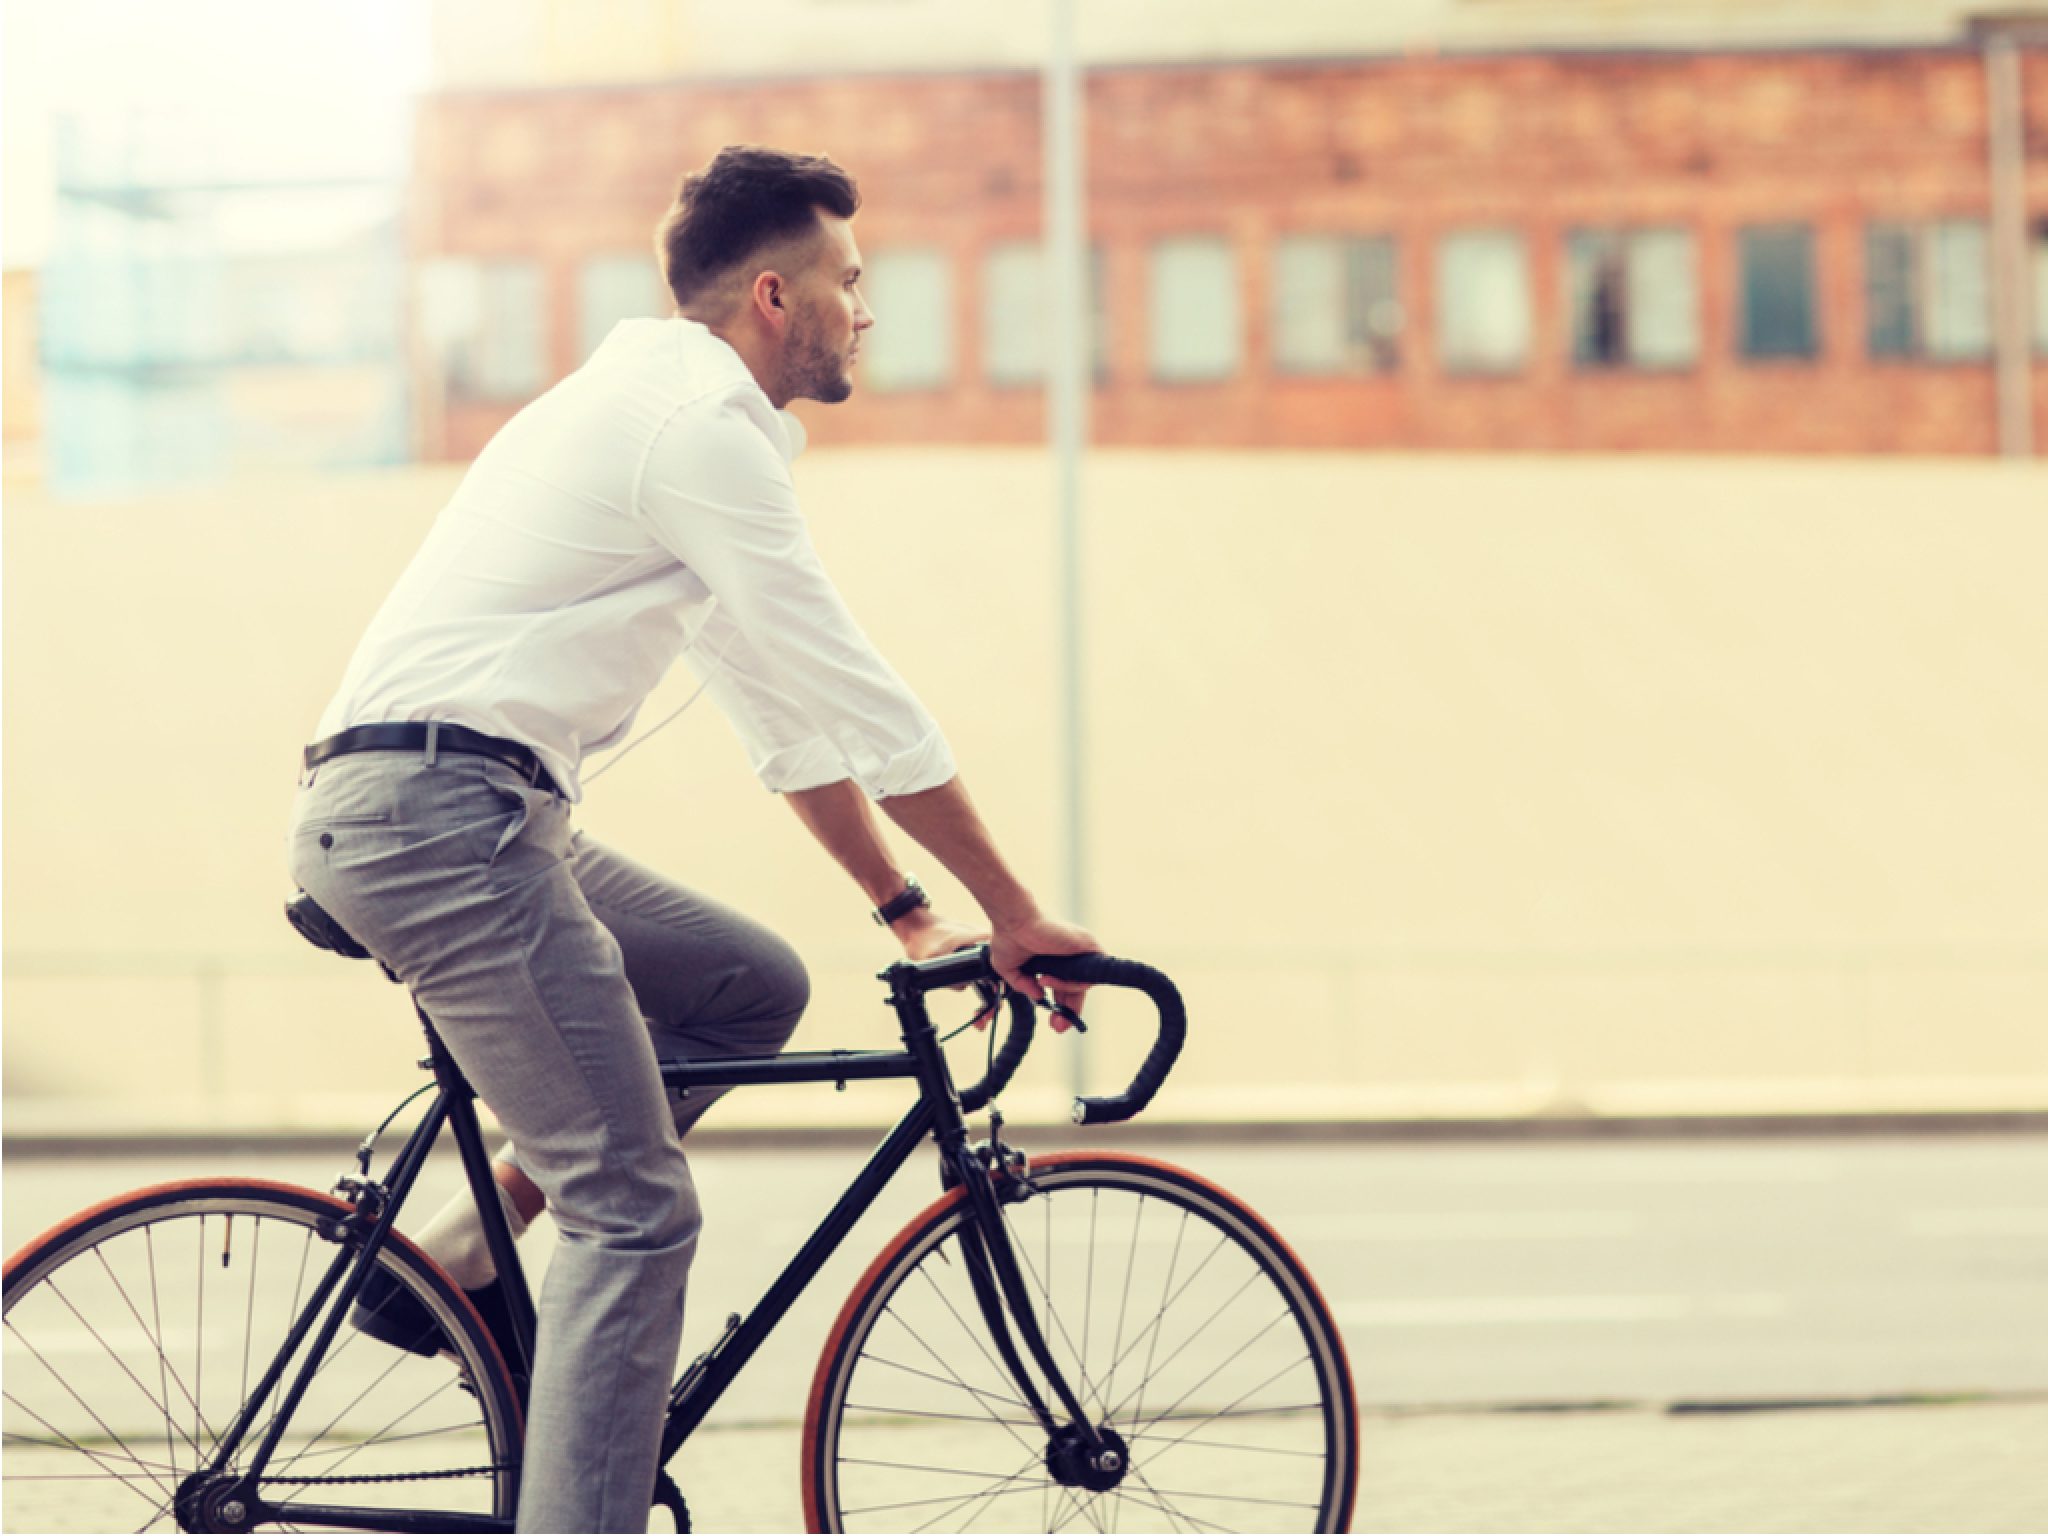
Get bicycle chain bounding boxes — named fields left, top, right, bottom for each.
left=258, top=1463, right=513, bottom=1486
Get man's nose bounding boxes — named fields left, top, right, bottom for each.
left=854, top=298, right=875, bottom=331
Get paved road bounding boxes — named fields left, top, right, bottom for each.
left=10, top=1132, right=2045, bottom=1410
left=7, top=1132, right=2045, bottom=1531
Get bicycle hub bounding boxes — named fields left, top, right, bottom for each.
left=1044, top=1423, right=1130, bottom=1493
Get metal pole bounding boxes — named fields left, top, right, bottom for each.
left=1984, top=30, right=2033, bottom=458
left=1045, top=0, right=1090, bottom=1098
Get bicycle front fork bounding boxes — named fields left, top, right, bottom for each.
left=944, top=1138, right=1130, bottom=1487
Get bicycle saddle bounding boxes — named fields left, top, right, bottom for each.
left=284, top=888, right=374, bottom=961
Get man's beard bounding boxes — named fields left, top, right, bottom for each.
left=782, top=305, right=853, bottom=405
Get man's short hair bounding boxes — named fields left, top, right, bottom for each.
left=656, top=146, right=861, bottom=308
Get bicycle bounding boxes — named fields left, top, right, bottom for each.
left=4, top=891, right=1359, bottom=1533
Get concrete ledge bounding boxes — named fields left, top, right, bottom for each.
left=8, top=1108, right=2047, bottom=1159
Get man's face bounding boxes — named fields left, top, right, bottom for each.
left=779, top=212, right=873, bottom=406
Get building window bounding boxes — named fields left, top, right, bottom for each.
left=580, top=254, right=666, bottom=361
left=2033, top=218, right=2048, bottom=356
left=981, top=241, right=1109, bottom=386
left=1567, top=228, right=1698, bottom=370
left=1148, top=236, right=1240, bottom=383
left=418, top=258, right=546, bottom=403
left=1437, top=231, right=1530, bottom=373
left=1738, top=225, right=1818, bottom=360
left=861, top=247, right=953, bottom=392
left=1867, top=221, right=1992, bottom=362
left=1272, top=234, right=1401, bottom=374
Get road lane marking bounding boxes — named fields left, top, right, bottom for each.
left=1334, top=1292, right=1789, bottom=1326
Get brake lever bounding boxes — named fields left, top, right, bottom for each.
left=1035, top=996, right=1088, bottom=1033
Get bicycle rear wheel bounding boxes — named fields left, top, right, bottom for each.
left=3, top=1179, right=522, bottom=1533
left=803, top=1151, right=1358, bottom=1534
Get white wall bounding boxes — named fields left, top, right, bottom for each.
left=4, top=450, right=2044, bottom=1134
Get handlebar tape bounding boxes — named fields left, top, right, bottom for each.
left=957, top=989, right=1036, bottom=1113
left=1020, top=953, right=1188, bottom=1126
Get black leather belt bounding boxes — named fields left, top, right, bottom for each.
left=304, top=723, right=561, bottom=796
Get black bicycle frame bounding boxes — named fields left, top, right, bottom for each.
left=198, top=968, right=1102, bottom=1533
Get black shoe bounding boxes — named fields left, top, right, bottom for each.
left=352, top=1269, right=518, bottom=1368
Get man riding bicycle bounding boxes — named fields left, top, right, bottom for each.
left=288, top=145, right=1098, bottom=1534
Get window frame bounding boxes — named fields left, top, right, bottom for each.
left=979, top=239, right=1111, bottom=390
left=1146, top=233, right=1242, bottom=386
left=1270, top=231, right=1403, bottom=378
left=1564, top=225, right=1699, bottom=374
left=1866, top=218, right=1994, bottom=365
left=1736, top=223, right=1821, bottom=364
left=858, top=245, right=956, bottom=395
left=1435, top=228, right=1532, bottom=377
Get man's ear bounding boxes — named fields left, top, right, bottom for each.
left=753, top=270, right=787, bottom=327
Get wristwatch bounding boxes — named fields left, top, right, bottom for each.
left=872, top=874, right=931, bottom=927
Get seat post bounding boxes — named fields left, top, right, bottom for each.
left=414, top=1002, right=477, bottom=1102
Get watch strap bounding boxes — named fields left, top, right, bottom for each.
left=873, top=875, right=931, bottom=927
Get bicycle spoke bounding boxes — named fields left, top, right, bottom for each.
left=270, top=1375, right=462, bottom=1486
left=103, top=1244, right=228, bottom=1459
left=1120, top=1427, right=1322, bottom=1458
left=264, top=1338, right=418, bottom=1478
left=1083, top=1190, right=1098, bottom=1384
left=193, top=1215, right=205, bottom=1460
left=857, top=1351, right=1031, bottom=1412
left=1116, top=1307, right=1291, bottom=1439
left=1126, top=1349, right=1312, bottom=1451
left=87, top=1244, right=195, bottom=1475
left=2, top=1392, right=172, bottom=1507
left=2, top=1330, right=176, bottom=1504
left=997, top=1201, right=1104, bottom=1417
left=240, top=1220, right=262, bottom=1420
left=263, top=1418, right=496, bottom=1469
left=0, top=1432, right=181, bottom=1473
left=870, top=1304, right=1040, bottom=1459
left=145, top=1225, right=174, bottom=1489
left=1100, top=1268, right=1267, bottom=1430
left=911, top=1441, right=1054, bottom=1533
left=5, top=1194, right=520, bottom=1533
left=843, top=1402, right=1040, bottom=1429
left=819, top=1162, right=1353, bottom=1535
left=1106, top=1479, right=1238, bottom=1535
left=841, top=1477, right=1046, bottom=1520
left=1099, top=1196, right=1144, bottom=1429
left=911, top=1264, right=1044, bottom=1440
left=35, top=1278, right=206, bottom=1459
left=225, top=1315, right=373, bottom=1470
left=1127, top=1206, right=1194, bottom=1438
left=913, top=1449, right=1056, bottom=1531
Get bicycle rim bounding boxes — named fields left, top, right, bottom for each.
left=3, top=1179, right=521, bottom=1533
left=805, top=1152, right=1358, bottom=1534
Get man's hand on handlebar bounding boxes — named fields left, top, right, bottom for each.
left=991, top=915, right=1099, bottom=1031
left=891, top=908, right=989, bottom=967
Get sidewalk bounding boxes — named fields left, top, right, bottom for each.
left=670, top=1398, right=2048, bottom=1534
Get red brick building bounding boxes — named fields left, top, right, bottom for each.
left=408, top=39, right=2048, bottom=457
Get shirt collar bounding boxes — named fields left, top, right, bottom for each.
left=677, top=318, right=806, bottom=464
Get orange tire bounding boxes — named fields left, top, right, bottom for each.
left=802, top=1150, right=1358, bottom=1533
left=4, top=1178, right=524, bottom=1532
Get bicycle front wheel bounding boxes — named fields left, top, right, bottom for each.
left=3, top=1179, right=522, bottom=1533
left=803, top=1151, right=1358, bottom=1534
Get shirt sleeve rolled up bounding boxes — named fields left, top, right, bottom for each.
left=637, top=393, right=957, bottom=800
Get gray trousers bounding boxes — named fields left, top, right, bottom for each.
left=287, top=750, right=808, bottom=1533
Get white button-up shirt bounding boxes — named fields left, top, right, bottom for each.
left=315, top=318, right=955, bottom=803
